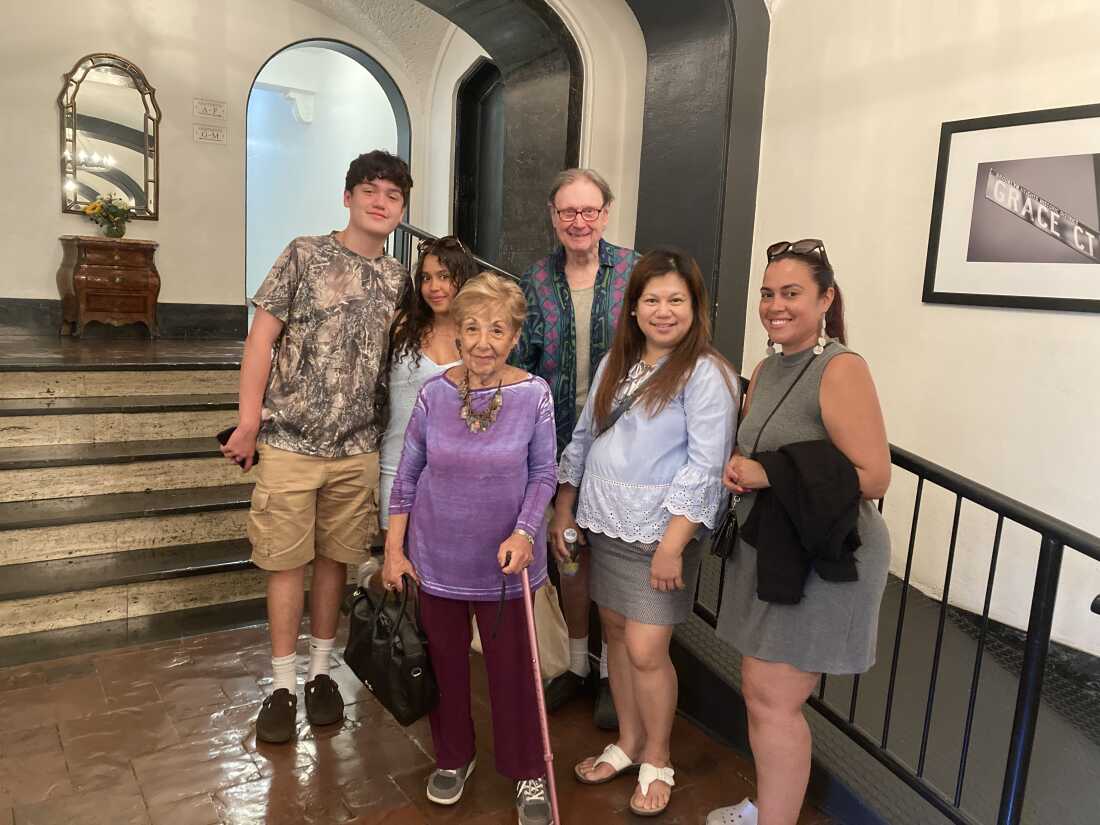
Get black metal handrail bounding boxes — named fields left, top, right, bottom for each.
left=890, top=445, right=1100, bottom=562
left=391, top=222, right=518, bottom=281
left=694, top=440, right=1100, bottom=825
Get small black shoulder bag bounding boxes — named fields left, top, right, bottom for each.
left=710, top=349, right=823, bottom=559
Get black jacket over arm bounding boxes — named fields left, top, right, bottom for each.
left=740, top=439, right=862, bottom=604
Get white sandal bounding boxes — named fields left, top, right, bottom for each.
left=630, top=762, right=675, bottom=816
left=573, top=743, right=639, bottom=785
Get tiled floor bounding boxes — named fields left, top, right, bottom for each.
left=0, top=622, right=829, bottom=825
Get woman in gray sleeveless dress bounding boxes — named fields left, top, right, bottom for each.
left=707, top=240, right=892, bottom=825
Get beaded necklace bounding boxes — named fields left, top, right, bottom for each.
left=458, top=370, right=503, bottom=433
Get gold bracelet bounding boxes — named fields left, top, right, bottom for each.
left=513, top=528, right=536, bottom=545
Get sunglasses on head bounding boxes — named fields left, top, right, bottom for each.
left=417, top=235, right=469, bottom=256
left=766, top=238, right=829, bottom=263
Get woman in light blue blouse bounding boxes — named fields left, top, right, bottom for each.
left=552, top=248, right=739, bottom=817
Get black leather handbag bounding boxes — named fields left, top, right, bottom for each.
left=342, top=576, right=438, bottom=726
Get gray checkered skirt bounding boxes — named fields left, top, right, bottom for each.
left=588, top=532, right=702, bottom=625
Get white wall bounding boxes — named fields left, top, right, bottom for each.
left=421, top=26, right=488, bottom=238
left=0, top=0, right=428, bottom=306
left=545, top=0, right=646, bottom=249
left=753, top=1, right=1100, bottom=655
left=246, top=47, right=398, bottom=301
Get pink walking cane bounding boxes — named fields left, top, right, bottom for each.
left=521, top=568, right=561, bottom=825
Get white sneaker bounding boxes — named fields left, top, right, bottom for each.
left=706, top=798, right=758, bottom=825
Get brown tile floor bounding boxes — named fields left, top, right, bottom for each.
left=0, top=623, right=830, bottom=825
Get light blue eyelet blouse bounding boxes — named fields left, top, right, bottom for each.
left=557, top=354, right=740, bottom=545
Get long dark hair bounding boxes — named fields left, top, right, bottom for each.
left=768, top=251, right=847, bottom=344
left=593, top=247, right=734, bottom=428
left=375, top=237, right=478, bottom=425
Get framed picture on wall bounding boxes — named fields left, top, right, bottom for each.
left=923, top=102, right=1100, bottom=313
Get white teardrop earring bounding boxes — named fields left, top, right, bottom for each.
left=813, top=315, right=827, bottom=355
left=766, top=337, right=777, bottom=354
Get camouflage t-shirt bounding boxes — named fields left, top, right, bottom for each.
left=252, top=233, right=408, bottom=458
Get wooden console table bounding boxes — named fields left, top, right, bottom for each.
left=57, top=235, right=161, bottom=337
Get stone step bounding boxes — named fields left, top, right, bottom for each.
left=0, top=438, right=250, bottom=502
left=0, top=369, right=240, bottom=399
left=0, top=508, right=247, bottom=567
left=0, top=598, right=270, bottom=668
left=0, top=484, right=253, bottom=533
left=0, top=567, right=270, bottom=638
left=0, top=407, right=234, bottom=448
left=0, top=393, right=238, bottom=417
left=0, top=539, right=253, bottom=602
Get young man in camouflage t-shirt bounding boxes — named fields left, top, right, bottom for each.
left=220, top=150, right=411, bottom=743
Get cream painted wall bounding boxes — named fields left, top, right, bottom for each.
left=545, top=0, right=646, bottom=249
left=421, top=26, right=488, bottom=238
left=1, top=0, right=645, bottom=302
left=753, top=1, right=1100, bottom=654
left=0, top=0, right=432, bottom=306
left=419, top=0, right=646, bottom=251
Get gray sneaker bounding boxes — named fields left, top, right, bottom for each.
left=426, top=758, right=476, bottom=805
left=515, top=777, right=551, bottom=825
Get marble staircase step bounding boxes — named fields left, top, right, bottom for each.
left=0, top=407, right=234, bottom=448
left=0, top=369, right=240, bottom=399
left=0, top=437, right=221, bottom=470
left=0, top=539, right=253, bottom=602
left=0, top=567, right=271, bottom=637
left=0, top=484, right=253, bottom=532
left=0, top=597, right=269, bottom=668
left=0, top=393, right=238, bottom=418
left=0, top=508, right=247, bottom=567
left=0, top=438, right=249, bottom=503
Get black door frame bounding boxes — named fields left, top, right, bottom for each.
left=453, top=57, right=505, bottom=260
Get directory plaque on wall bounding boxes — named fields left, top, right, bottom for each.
left=192, top=98, right=227, bottom=120
left=193, top=124, right=227, bottom=144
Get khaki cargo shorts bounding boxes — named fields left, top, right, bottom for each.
left=248, top=444, right=380, bottom=572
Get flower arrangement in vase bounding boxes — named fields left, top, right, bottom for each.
left=82, top=194, right=134, bottom=239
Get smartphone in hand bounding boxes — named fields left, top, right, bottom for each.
left=215, top=426, right=260, bottom=469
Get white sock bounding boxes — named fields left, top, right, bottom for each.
left=599, top=641, right=609, bottom=680
left=568, top=637, right=590, bottom=677
left=307, top=636, right=335, bottom=682
left=271, top=652, right=297, bottom=694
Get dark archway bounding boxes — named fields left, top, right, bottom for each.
left=453, top=58, right=505, bottom=261
left=624, top=0, right=770, bottom=370
left=416, top=0, right=582, bottom=274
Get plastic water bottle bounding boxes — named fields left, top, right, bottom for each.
left=560, top=527, right=580, bottom=576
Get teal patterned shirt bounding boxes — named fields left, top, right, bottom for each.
left=512, top=239, right=640, bottom=456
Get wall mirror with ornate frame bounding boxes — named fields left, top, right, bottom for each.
left=58, top=53, right=161, bottom=219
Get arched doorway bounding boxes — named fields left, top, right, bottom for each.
left=453, top=58, right=504, bottom=261
left=245, top=39, right=412, bottom=303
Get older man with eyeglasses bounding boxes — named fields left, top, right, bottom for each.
left=511, top=168, right=640, bottom=730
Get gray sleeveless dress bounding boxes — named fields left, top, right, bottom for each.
left=715, top=342, right=890, bottom=675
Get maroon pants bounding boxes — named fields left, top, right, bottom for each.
left=419, top=590, right=544, bottom=780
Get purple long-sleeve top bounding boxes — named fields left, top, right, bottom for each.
left=389, top=372, right=557, bottom=600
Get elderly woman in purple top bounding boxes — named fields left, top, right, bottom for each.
left=383, top=272, right=557, bottom=825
